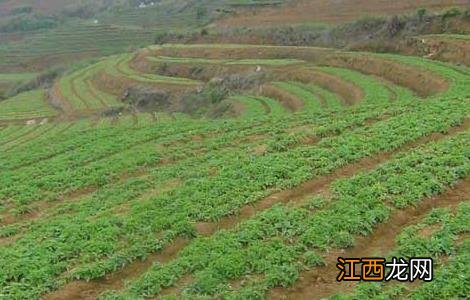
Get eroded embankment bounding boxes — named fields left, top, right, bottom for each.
left=283, top=68, right=363, bottom=105
left=324, top=54, right=449, bottom=97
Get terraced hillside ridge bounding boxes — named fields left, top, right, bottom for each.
left=37, top=41, right=470, bottom=118
left=0, top=38, right=469, bottom=300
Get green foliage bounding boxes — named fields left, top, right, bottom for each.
left=0, top=89, right=57, bottom=120
left=442, top=7, right=462, bottom=19
left=0, top=14, right=58, bottom=32
left=11, top=6, right=33, bottom=15
left=416, top=8, right=427, bottom=22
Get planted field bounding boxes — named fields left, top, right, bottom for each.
left=0, top=72, right=37, bottom=82
left=332, top=201, right=470, bottom=299
left=0, top=41, right=469, bottom=300
left=0, top=90, right=58, bottom=121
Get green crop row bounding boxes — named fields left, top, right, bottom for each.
left=422, top=34, right=470, bottom=41
left=147, top=56, right=304, bottom=66
left=374, top=53, right=470, bottom=100
left=314, top=66, right=416, bottom=105
left=58, top=61, right=121, bottom=111
left=255, top=96, right=286, bottom=116
left=0, top=124, right=58, bottom=152
left=0, top=90, right=57, bottom=121
left=229, top=95, right=269, bottom=118
left=273, top=81, right=324, bottom=112
left=287, top=81, right=343, bottom=109
left=105, top=54, right=201, bottom=85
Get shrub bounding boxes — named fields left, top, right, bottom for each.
left=416, top=8, right=427, bottom=22
left=123, top=86, right=171, bottom=112
left=442, top=7, right=461, bottom=19
left=0, top=14, right=58, bottom=32
left=11, top=6, right=33, bottom=15
left=6, top=66, right=65, bottom=98
left=463, top=7, right=470, bottom=20
left=303, top=251, right=325, bottom=267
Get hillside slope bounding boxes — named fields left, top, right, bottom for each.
left=216, top=0, right=470, bottom=27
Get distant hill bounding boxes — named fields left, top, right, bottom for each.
left=216, top=0, right=470, bottom=27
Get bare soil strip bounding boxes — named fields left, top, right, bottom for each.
left=43, top=238, right=191, bottom=300
left=2, top=124, right=58, bottom=152
left=269, top=178, right=470, bottom=300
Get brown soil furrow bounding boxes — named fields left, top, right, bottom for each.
left=261, top=84, right=304, bottom=112
left=2, top=124, right=58, bottom=152
left=307, top=89, right=328, bottom=108
left=49, top=83, right=75, bottom=115
left=269, top=178, right=470, bottom=300
left=289, top=68, right=363, bottom=105
left=43, top=238, right=191, bottom=300
left=195, top=120, right=470, bottom=236
left=0, top=125, right=41, bottom=147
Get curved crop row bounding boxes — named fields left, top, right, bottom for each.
left=0, top=90, right=57, bottom=121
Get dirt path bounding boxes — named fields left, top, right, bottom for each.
left=269, top=178, right=470, bottom=300
left=43, top=238, right=191, bottom=300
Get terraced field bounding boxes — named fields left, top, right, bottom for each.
left=0, top=90, right=58, bottom=121
left=0, top=41, right=468, bottom=300
left=0, top=0, right=290, bottom=71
